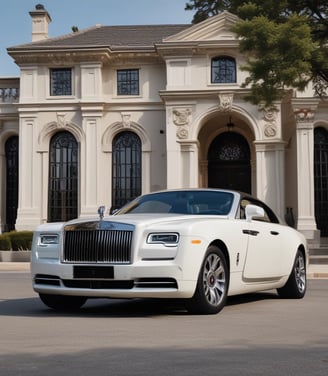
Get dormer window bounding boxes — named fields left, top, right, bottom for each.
left=211, top=56, right=236, bottom=84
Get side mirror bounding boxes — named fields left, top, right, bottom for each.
left=245, top=204, right=265, bottom=222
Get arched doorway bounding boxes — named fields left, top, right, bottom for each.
left=208, top=132, right=251, bottom=193
left=48, top=131, right=79, bottom=222
left=314, top=127, right=328, bottom=236
left=5, top=136, right=19, bottom=231
left=112, top=131, right=142, bottom=210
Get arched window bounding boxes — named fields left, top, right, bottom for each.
left=48, top=131, right=78, bottom=222
left=211, top=56, right=236, bottom=83
left=112, top=131, right=141, bottom=210
left=314, top=127, right=328, bottom=236
left=5, top=136, right=19, bottom=231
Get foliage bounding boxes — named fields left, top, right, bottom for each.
left=185, top=0, right=328, bottom=106
left=0, top=231, right=33, bottom=251
left=0, top=234, right=11, bottom=250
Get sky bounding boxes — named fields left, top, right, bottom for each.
left=0, top=0, right=194, bottom=77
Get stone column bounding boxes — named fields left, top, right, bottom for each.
left=292, top=101, right=320, bottom=240
left=167, top=105, right=198, bottom=188
left=254, top=141, right=286, bottom=219
left=16, top=114, right=41, bottom=230
left=80, top=110, right=103, bottom=217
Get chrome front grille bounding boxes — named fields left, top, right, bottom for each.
left=63, top=228, right=133, bottom=264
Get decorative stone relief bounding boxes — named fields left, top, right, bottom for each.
left=261, top=107, right=278, bottom=138
left=173, top=108, right=191, bottom=126
left=121, top=112, right=131, bottom=128
left=56, top=112, right=67, bottom=128
left=218, top=93, right=234, bottom=112
left=173, top=107, right=192, bottom=139
left=294, top=108, right=315, bottom=123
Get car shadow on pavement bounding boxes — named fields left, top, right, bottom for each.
left=0, top=291, right=278, bottom=318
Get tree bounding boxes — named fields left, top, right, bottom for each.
left=185, top=0, right=328, bottom=106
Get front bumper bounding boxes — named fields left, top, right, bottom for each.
left=31, top=260, right=197, bottom=299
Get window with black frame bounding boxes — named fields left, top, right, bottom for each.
left=211, top=56, right=236, bottom=84
left=112, top=131, right=141, bottom=211
left=117, top=69, right=139, bottom=95
left=48, top=131, right=78, bottom=222
left=5, top=136, right=19, bottom=231
left=50, top=68, right=72, bottom=96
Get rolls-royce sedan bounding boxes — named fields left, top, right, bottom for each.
left=31, top=189, right=308, bottom=314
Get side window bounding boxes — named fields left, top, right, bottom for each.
left=211, top=56, right=236, bottom=84
left=50, top=68, right=72, bottom=96
left=117, top=69, right=139, bottom=95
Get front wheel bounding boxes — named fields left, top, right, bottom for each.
left=277, top=249, right=306, bottom=299
left=186, top=246, right=229, bottom=314
left=39, top=294, right=87, bottom=311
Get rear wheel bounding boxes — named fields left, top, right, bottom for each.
left=277, top=249, right=306, bottom=299
left=39, top=294, right=87, bottom=311
left=186, top=246, right=229, bottom=314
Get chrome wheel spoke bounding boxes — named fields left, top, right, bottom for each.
left=202, top=253, right=226, bottom=307
left=295, top=255, right=306, bottom=292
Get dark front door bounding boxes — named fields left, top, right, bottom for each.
left=314, top=127, right=328, bottom=237
left=208, top=132, right=251, bottom=193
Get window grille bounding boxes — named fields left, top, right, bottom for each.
left=50, top=68, right=72, bottom=96
left=112, top=131, right=141, bottom=211
left=211, top=56, right=236, bottom=83
left=314, top=127, right=328, bottom=236
left=117, top=69, right=139, bottom=95
left=5, top=136, right=19, bottom=231
left=48, top=131, right=78, bottom=222
left=208, top=132, right=251, bottom=193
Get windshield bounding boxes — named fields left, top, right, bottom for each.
left=115, top=190, right=234, bottom=215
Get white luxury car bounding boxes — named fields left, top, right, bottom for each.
left=31, top=189, right=308, bottom=314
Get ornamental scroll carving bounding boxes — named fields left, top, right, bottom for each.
left=261, top=107, right=277, bottom=138
left=173, top=107, right=191, bottom=139
left=218, top=93, right=233, bottom=112
left=294, top=108, right=315, bottom=123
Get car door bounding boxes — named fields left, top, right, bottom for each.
left=241, top=200, right=284, bottom=281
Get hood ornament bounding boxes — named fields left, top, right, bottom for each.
left=98, top=205, right=105, bottom=221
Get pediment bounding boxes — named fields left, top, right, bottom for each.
left=164, top=11, right=239, bottom=42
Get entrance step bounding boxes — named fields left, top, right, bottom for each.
left=309, top=238, right=328, bottom=264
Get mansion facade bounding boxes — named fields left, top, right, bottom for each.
left=0, top=6, right=327, bottom=240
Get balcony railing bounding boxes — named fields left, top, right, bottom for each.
left=0, top=88, right=19, bottom=102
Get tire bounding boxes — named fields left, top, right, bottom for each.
left=277, top=249, right=306, bottom=299
left=39, top=294, right=87, bottom=311
left=186, top=246, right=229, bottom=314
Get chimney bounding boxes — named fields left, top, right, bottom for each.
left=29, top=4, right=52, bottom=42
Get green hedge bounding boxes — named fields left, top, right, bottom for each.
left=0, top=233, right=11, bottom=250
left=0, top=231, right=33, bottom=251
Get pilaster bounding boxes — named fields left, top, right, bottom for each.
left=292, top=99, right=320, bottom=240
left=16, top=113, right=41, bottom=230
left=254, top=141, right=286, bottom=219
left=80, top=106, right=104, bottom=217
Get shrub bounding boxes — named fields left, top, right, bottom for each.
left=0, top=233, right=11, bottom=250
left=5, top=231, right=34, bottom=251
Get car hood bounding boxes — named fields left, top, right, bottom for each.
left=34, top=213, right=229, bottom=232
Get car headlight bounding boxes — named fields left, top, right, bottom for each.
left=147, top=233, right=179, bottom=247
left=39, top=234, right=59, bottom=246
